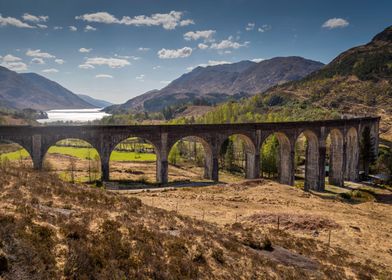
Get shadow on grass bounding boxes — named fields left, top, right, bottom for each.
left=105, top=179, right=219, bottom=191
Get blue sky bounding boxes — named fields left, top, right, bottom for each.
left=0, top=0, right=391, bottom=104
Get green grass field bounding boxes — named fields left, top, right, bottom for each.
left=0, top=146, right=156, bottom=162
left=110, top=150, right=156, bottom=161
left=0, top=149, right=30, bottom=161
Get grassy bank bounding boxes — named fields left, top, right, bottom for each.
left=0, top=146, right=157, bottom=162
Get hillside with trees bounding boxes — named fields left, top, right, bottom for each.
left=106, top=57, right=323, bottom=113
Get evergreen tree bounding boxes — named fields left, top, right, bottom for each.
left=224, top=139, right=235, bottom=171
left=360, top=126, right=376, bottom=176
left=168, top=143, right=180, bottom=165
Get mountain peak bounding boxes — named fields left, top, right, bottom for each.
left=111, top=56, right=324, bottom=113
left=371, top=25, right=392, bottom=44
left=0, top=66, right=94, bottom=110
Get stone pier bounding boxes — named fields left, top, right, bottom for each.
left=0, top=116, right=380, bottom=191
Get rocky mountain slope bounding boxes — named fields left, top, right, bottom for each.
left=0, top=68, right=94, bottom=110
left=77, top=94, right=113, bottom=108
left=260, top=25, right=392, bottom=139
left=187, top=26, right=392, bottom=139
left=109, top=57, right=324, bottom=113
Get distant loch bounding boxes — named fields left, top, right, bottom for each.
left=37, top=108, right=111, bottom=123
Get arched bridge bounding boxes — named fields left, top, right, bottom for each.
left=0, top=117, right=380, bottom=191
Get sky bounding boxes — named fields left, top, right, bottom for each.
left=0, top=0, right=391, bottom=104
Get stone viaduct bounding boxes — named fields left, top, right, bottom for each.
left=0, top=117, right=380, bottom=192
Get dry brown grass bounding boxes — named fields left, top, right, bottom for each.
left=1, top=166, right=391, bottom=279
left=126, top=179, right=392, bottom=278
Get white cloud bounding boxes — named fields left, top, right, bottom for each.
left=160, top=80, right=171, bottom=84
left=69, top=26, right=77, bottom=31
left=120, top=11, right=185, bottom=30
left=1, top=61, right=28, bottom=71
left=201, top=60, right=231, bottom=67
left=157, top=47, right=192, bottom=59
left=258, top=24, right=271, bottom=32
left=78, top=64, right=95, bottom=69
left=55, top=59, right=65, bottom=64
left=184, top=30, right=215, bottom=41
left=22, top=13, right=48, bottom=23
left=198, top=43, right=209, bottom=50
left=1, top=54, right=28, bottom=71
left=84, top=57, right=130, bottom=68
left=76, top=12, right=119, bottom=24
left=84, top=25, right=97, bottom=32
left=210, top=37, right=249, bottom=50
left=37, top=24, right=47, bottom=29
left=0, top=14, right=35, bottom=28
left=179, top=19, right=194, bottom=26
left=95, top=74, right=113, bottom=79
left=136, top=74, right=145, bottom=81
left=79, top=48, right=92, bottom=53
left=187, top=60, right=231, bottom=71
left=245, top=22, right=255, bottom=31
left=322, top=18, right=349, bottom=29
left=2, top=54, right=22, bottom=62
left=76, top=11, right=193, bottom=30
left=42, top=68, right=59, bottom=73
left=26, top=49, right=55, bottom=58
left=251, top=58, right=264, bottom=63
left=138, top=47, right=150, bottom=52
left=31, top=57, right=45, bottom=64
left=153, top=65, right=161, bottom=70
left=131, top=56, right=141, bottom=60
left=114, top=54, right=140, bottom=60
left=53, top=26, right=63, bottom=30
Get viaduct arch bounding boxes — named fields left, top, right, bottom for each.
left=0, top=117, right=380, bottom=192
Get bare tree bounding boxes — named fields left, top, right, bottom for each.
left=69, top=157, right=77, bottom=183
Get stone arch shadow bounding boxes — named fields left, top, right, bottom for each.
left=217, top=132, right=259, bottom=180
left=260, top=131, right=294, bottom=186
left=345, top=127, right=359, bottom=182
left=295, top=129, right=320, bottom=191
left=325, top=128, right=344, bottom=187
left=167, top=135, right=215, bottom=182
left=107, top=135, right=160, bottom=183
left=0, top=138, right=34, bottom=168
left=41, top=137, right=102, bottom=182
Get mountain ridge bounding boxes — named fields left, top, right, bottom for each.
left=0, top=67, right=94, bottom=110
left=77, top=94, right=113, bottom=108
left=191, top=26, right=392, bottom=140
left=107, top=56, right=324, bottom=113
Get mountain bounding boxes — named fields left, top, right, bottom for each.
left=261, top=26, right=392, bottom=138
left=0, top=68, right=94, bottom=110
left=193, top=26, right=392, bottom=140
left=77, top=94, right=113, bottom=108
left=108, top=57, right=324, bottom=113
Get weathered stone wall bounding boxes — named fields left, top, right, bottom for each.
left=0, top=116, right=380, bottom=191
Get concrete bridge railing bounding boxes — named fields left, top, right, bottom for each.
left=0, top=117, right=380, bottom=191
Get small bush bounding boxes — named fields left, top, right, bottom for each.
left=340, top=192, right=352, bottom=200
left=192, top=250, right=206, bottom=264
left=211, top=248, right=225, bottom=264
left=261, top=237, right=273, bottom=252
left=0, top=251, right=8, bottom=274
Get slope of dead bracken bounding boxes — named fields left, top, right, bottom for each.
left=1, top=167, right=391, bottom=279
left=126, top=179, right=392, bottom=276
